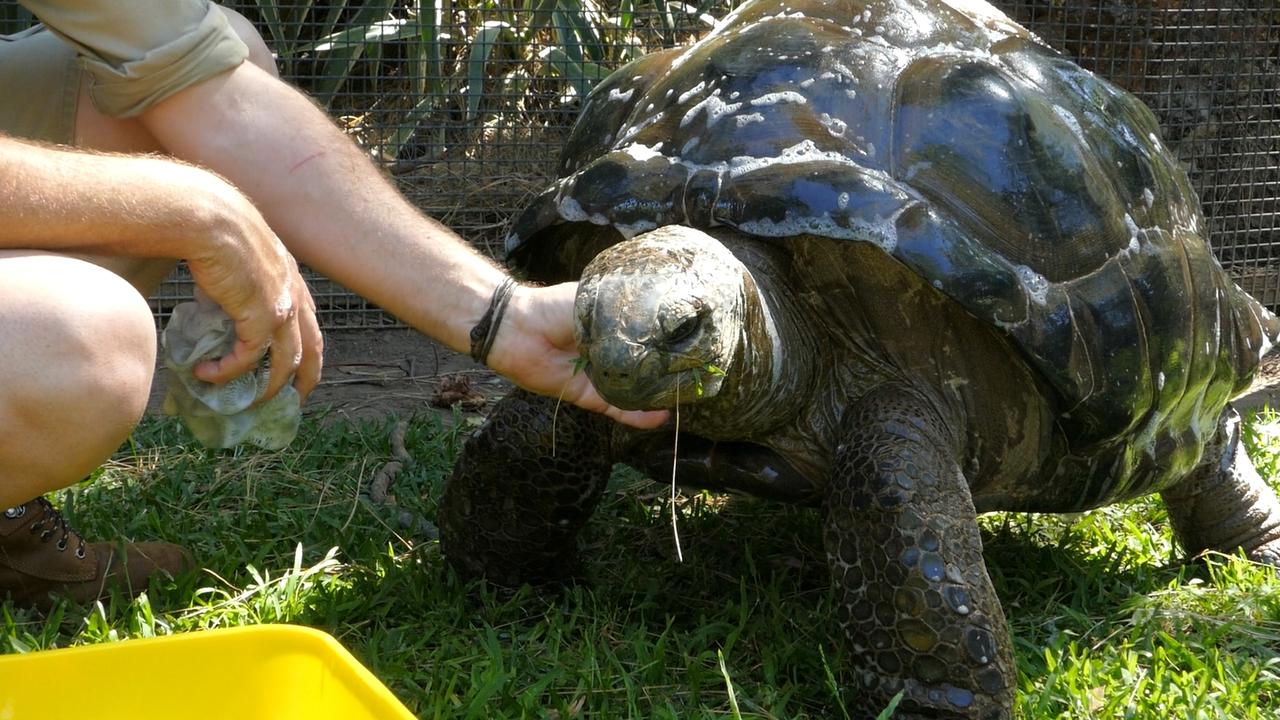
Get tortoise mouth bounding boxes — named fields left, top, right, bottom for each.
left=586, top=362, right=727, bottom=410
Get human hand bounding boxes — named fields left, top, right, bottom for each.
left=184, top=184, right=324, bottom=403
left=485, top=282, right=668, bottom=429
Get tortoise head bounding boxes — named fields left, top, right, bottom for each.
left=574, top=226, right=753, bottom=411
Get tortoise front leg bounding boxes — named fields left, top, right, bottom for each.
left=438, top=389, right=616, bottom=586
left=827, top=387, right=1013, bottom=719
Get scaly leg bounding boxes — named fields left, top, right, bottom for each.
left=438, top=389, right=616, bottom=585
left=1162, top=407, right=1280, bottom=565
left=827, top=387, right=1013, bottom=719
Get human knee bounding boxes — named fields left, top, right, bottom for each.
left=58, top=272, right=156, bottom=425
left=1, top=255, right=156, bottom=430
left=218, top=7, right=280, bottom=78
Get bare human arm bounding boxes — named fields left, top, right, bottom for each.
left=138, top=59, right=666, bottom=429
left=0, top=134, right=322, bottom=401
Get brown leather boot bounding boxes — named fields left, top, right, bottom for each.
left=0, top=497, right=194, bottom=607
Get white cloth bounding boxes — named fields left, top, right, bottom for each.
left=161, top=296, right=300, bottom=450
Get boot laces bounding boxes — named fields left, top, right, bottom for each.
left=28, top=498, right=87, bottom=560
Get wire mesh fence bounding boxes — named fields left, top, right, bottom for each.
left=5, top=1, right=1278, bottom=326
left=1005, top=1, right=1280, bottom=307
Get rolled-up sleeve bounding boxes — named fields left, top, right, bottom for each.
left=19, top=0, right=249, bottom=117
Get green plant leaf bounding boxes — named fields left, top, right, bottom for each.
left=717, top=649, right=744, bottom=720
left=465, top=21, right=514, bottom=123
left=875, top=691, right=905, bottom=719
left=305, top=0, right=400, bottom=106
left=301, top=16, right=415, bottom=54
left=538, top=46, right=612, bottom=87
left=414, top=0, right=445, bottom=98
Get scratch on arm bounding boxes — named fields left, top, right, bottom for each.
left=289, top=150, right=326, bottom=174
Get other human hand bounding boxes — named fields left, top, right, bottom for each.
left=184, top=185, right=324, bottom=403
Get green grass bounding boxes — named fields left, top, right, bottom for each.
left=3, top=408, right=1280, bottom=718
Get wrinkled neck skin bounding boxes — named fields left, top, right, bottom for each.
left=684, top=241, right=817, bottom=440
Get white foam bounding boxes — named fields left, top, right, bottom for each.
left=558, top=196, right=609, bottom=226
left=679, top=94, right=744, bottom=129
left=819, top=113, right=848, bottom=138
left=734, top=113, right=766, bottom=128
left=621, top=142, right=669, bottom=163
left=723, top=139, right=875, bottom=179
left=617, top=110, right=667, bottom=144
left=677, top=81, right=707, bottom=105
left=737, top=204, right=909, bottom=254
left=1013, top=264, right=1049, bottom=305
left=749, top=91, right=808, bottom=108
left=1123, top=213, right=1141, bottom=248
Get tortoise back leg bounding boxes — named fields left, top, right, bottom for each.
left=1161, top=407, right=1280, bottom=565
left=828, top=386, right=1013, bottom=719
left=438, top=389, right=616, bottom=586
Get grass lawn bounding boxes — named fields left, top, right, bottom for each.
left=2, top=407, right=1279, bottom=718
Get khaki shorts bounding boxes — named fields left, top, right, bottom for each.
left=0, top=26, right=80, bottom=144
left=0, top=1, right=249, bottom=144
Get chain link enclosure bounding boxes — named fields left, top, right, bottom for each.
left=3, top=1, right=1276, bottom=326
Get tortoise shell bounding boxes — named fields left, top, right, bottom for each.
left=507, top=0, right=1277, bottom=473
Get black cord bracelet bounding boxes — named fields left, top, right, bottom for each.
left=469, top=276, right=519, bottom=366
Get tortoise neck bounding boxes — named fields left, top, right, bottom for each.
left=741, top=266, right=816, bottom=426
left=685, top=251, right=814, bottom=438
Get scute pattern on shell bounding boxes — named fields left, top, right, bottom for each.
left=508, top=0, right=1279, bottom=498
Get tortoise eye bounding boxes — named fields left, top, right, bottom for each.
left=667, top=315, right=701, bottom=346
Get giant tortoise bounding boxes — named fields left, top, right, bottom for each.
left=438, top=0, right=1280, bottom=716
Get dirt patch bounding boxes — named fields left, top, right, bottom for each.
left=147, top=328, right=512, bottom=426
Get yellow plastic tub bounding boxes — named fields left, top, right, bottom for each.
left=0, top=624, right=415, bottom=719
